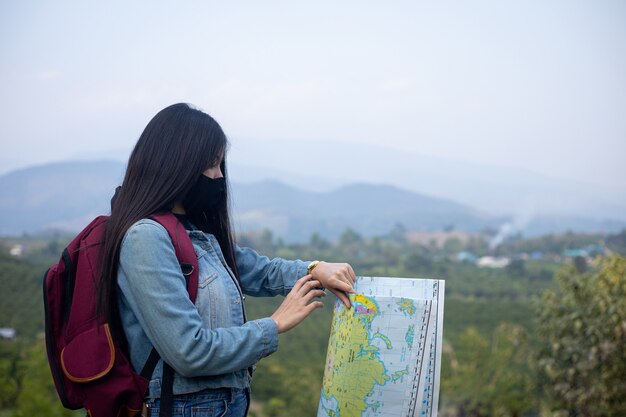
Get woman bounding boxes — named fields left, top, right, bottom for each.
left=97, top=103, right=355, bottom=417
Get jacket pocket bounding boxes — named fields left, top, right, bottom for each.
left=198, top=270, right=218, bottom=289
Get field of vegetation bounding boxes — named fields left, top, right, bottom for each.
left=1, top=227, right=625, bottom=417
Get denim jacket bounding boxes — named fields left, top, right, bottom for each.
left=116, top=218, right=309, bottom=398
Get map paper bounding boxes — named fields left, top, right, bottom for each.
left=317, top=277, right=445, bottom=417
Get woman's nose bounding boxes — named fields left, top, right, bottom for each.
left=204, top=165, right=223, bottom=179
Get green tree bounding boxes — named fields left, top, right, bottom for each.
left=338, top=228, right=363, bottom=247
left=10, top=337, right=78, bottom=417
left=442, top=237, right=463, bottom=254
left=537, top=256, right=626, bottom=417
left=505, top=259, right=526, bottom=277
left=442, top=324, right=535, bottom=417
left=0, top=342, right=21, bottom=409
left=309, top=232, right=330, bottom=251
left=606, top=229, right=626, bottom=256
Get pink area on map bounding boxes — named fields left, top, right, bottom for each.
left=355, top=305, right=375, bottom=314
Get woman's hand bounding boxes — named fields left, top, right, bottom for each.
left=310, top=262, right=356, bottom=309
left=271, top=275, right=326, bottom=333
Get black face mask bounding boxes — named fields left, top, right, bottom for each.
left=182, top=175, right=226, bottom=216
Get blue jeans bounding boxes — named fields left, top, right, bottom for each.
left=145, top=387, right=249, bottom=417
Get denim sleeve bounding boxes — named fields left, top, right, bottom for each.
left=117, top=220, right=278, bottom=378
left=234, top=245, right=309, bottom=297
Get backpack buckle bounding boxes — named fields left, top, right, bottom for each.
left=180, top=262, right=194, bottom=276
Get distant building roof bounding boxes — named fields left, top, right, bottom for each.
left=9, top=244, right=24, bottom=257
left=477, top=256, right=510, bottom=268
left=563, top=249, right=588, bottom=258
left=0, top=328, right=16, bottom=339
left=457, top=251, right=478, bottom=263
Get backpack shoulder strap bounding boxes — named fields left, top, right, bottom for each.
left=149, top=212, right=198, bottom=304
left=145, top=213, right=199, bottom=416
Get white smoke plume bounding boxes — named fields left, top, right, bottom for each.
left=489, top=200, right=535, bottom=250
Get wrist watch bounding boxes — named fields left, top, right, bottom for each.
left=307, top=260, right=320, bottom=275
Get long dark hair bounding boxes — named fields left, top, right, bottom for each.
left=97, top=103, right=239, bottom=329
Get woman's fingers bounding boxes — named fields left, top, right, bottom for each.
left=330, top=288, right=352, bottom=309
left=346, top=265, right=356, bottom=284
left=275, top=268, right=356, bottom=332
left=292, top=274, right=313, bottom=292
left=298, top=279, right=322, bottom=295
left=271, top=276, right=326, bottom=333
left=303, top=289, right=326, bottom=302
left=331, top=279, right=355, bottom=294
left=306, top=300, right=324, bottom=313
left=335, top=263, right=355, bottom=286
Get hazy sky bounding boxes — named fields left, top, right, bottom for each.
left=1, top=0, right=625, bottom=187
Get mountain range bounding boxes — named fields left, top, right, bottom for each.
left=228, top=138, right=626, bottom=222
left=0, top=160, right=624, bottom=241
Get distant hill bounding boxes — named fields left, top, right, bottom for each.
left=233, top=181, right=499, bottom=241
left=0, top=160, right=624, bottom=241
left=230, top=138, right=626, bottom=222
left=0, top=161, right=125, bottom=235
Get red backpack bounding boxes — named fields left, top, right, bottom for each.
left=43, top=212, right=198, bottom=417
